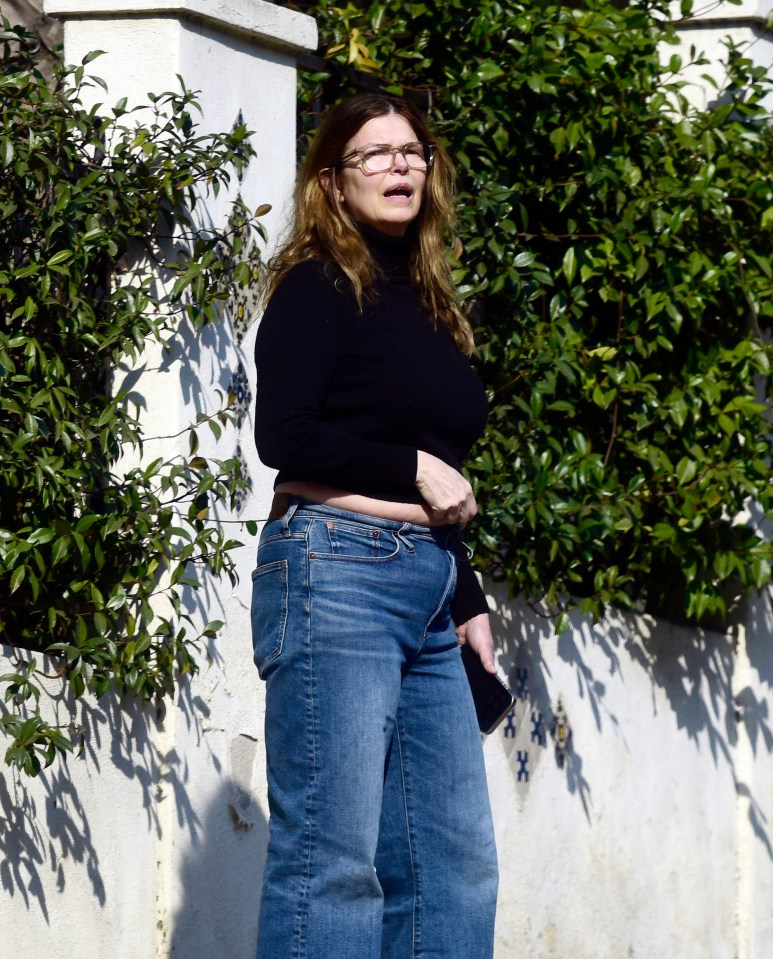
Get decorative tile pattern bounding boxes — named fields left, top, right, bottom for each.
left=514, top=667, right=529, bottom=700
left=502, top=710, right=517, bottom=739
left=500, top=660, right=547, bottom=793
left=516, top=750, right=529, bottom=782
left=550, top=697, right=572, bottom=769
left=224, top=202, right=264, bottom=345
left=228, top=359, right=252, bottom=428
left=530, top=709, right=546, bottom=747
left=214, top=111, right=265, bottom=345
left=233, top=109, right=247, bottom=184
left=231, top=441, right=253, bottom=515
left=217, top=107, right=263, bottom=516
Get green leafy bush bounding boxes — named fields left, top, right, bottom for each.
left=294, top=0, right=773, bottom=629
left=0, top=21, right=265, bottom=774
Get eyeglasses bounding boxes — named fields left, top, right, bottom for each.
left=337, top=141, right=436, bottom=174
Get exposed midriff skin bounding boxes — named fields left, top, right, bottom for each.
left=272, top=478, right=496, bottom=674
left=274, top=480, right=443, bottom=526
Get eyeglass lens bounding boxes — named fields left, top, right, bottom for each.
left=359, top=143, right=432, bottom=173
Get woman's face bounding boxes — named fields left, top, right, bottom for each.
left=331, top=114, right=427, bottom=237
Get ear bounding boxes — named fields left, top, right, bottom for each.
left=318, top=167, right=345, bottom=205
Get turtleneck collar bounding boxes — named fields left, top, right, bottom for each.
left=356, top=220, right=415, bottom=285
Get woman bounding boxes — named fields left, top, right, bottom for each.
left=251, top=93, right=499, bottom=959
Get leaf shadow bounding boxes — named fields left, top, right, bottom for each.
left=485, top=579, right=773, bottom=857
left=0, top=654, right=205, bottom=918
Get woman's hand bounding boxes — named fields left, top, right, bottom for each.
left=416, top=450, right=477, bottom=526
left=455, top=612, right=496, bottom=674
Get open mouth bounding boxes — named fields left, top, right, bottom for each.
left=384, top=184, right=413, bottom=199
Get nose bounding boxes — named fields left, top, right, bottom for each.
left=391, top=148, right=409, bottom=172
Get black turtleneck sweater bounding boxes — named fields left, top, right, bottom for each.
left=253, top=225, right=489, bottom=623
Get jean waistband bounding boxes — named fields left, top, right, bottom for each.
left=278, top=495, right=467, bottom=552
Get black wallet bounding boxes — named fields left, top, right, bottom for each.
left=461, top=644, right=515, bottom=735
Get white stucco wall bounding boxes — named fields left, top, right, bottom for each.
left=2, top=3, right=773, bottom=958
left=486, top=591, right=753, bottom=959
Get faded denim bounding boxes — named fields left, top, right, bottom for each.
left=251, top=499, right=498, bottom=959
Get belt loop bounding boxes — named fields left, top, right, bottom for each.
left=396, top=522, right=415, bottom=552
left=281, top=500, right=299, bottom=537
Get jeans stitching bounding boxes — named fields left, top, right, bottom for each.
left=394, top=717, right=422, bottom=959
left=292, top=530, right=317, bottom=959
left=251, top=559, right=289, bottom=678
left=311, top=536, right=401, bottom=563
left=418, top=550, right=456, bottom=654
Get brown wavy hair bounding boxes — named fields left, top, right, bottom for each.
left=264, top=93, right=474, bottom=354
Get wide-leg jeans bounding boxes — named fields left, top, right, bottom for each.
left=251, top=500, right=499, bottom=959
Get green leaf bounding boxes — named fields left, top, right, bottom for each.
left=47, top=250, right=74, bottom=267
left=675, top=457, right=697, bottom=486
left=9, top=566, right=25, bottom=594
left=473, top=61, right=505, bottom=83
left=562, top=247, right=577, bottom=285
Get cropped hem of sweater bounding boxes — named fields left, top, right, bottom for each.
left=253, top=224, right=489, bottom=621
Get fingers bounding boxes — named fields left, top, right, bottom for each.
left=430, top=498, right=476, bottom=525
left=416, top=451, right=477, bottom=525
left=457, top=613, right=497, bottom=674
left=475, top=642, right=497, bottom=674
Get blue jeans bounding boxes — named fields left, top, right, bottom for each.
left=251, top=499, right=498, bottom=959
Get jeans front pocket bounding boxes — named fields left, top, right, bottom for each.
left=250, top=559, right=289, bottom=679
left=315, top=520, right=400, bottom=563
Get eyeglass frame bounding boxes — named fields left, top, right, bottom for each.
left=335, top=141, right=437, bottom=174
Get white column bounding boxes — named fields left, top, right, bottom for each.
left=45, top=0, right=316, bottom=247
left=1, top=4, right=317, bottom=958
left=670, top=0, right=773, bottom=108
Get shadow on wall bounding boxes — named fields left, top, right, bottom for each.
left=487, top=581, right=773, bottom=855
left=737, top=589, right=773, bottom=858
left=0, top=667, right=207, bottom=919
left=0, top=753, right=104, bottom=924
left=167, top=775, right=268, bottom=958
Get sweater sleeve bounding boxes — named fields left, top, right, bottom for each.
left=254, top=262, right=418, bottom=491
left=450, top=559, right=489, bottom=626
